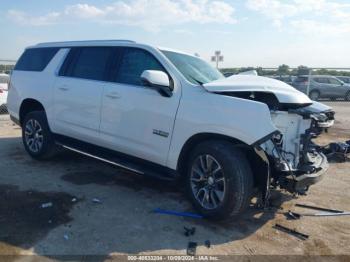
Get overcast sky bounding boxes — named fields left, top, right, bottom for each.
left=0, top=0, right=349, bottom=68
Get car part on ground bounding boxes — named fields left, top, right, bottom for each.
left=273, top=224, right=309, bottom=240
left=153, top=208, right=203, bottom=219
left=187, top=242, right=197, bottom=256
left=295, top=203, right=344, bottom=213
left=320, top=141, right=350, bottom=162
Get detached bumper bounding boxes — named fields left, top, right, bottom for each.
left=281, top=153, right=329, bottom=194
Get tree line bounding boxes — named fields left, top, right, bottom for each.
left=221, top=65, right=350, bottom=77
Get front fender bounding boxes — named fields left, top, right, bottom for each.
left=166, top=90, right=278, bottom=169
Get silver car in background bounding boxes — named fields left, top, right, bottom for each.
left=292, top=75, right=350, bottom=101
left=337, top=76, right=350, bottom=84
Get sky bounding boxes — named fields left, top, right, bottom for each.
left=0, top=0, right=350, bottom=68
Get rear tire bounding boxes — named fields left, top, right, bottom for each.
left=185, top=140, right=253, bottom=220
left=22, top=111, right=57, bottom=160
left=345, top=91, right=350, bottom=101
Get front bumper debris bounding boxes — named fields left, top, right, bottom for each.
left=279, top=152, right=328, bottom=194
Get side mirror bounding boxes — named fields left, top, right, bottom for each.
left=141, top=70, right=172, bottom=97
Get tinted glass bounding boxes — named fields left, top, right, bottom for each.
left=66, top=47, right=113, bottom=81
left=295, top=76, right=308, bottom=83
left=116, top=48, right=165, bottom=86
left=15, top=48, right=59, bottom=72
left=328, top=78, right=341, bottom=85
left=161, top=50, right=223, bottom=85
left=314, top=77, right=328, bottom=84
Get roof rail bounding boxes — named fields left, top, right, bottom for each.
left=35, top=39, right=136, bottom=47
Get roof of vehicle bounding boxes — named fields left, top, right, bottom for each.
left=33, top=39, right=137, bottom=48
left=299, top=75, right=340, bottom=78
left=31, top=40, right=196, bottom=58
left=337, top=76, right=350, bottom=78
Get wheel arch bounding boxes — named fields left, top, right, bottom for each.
left=19, top=99, right=45, bottom=126
left=176, top=133, right=268, bottom=189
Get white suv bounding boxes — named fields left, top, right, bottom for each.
left=7, top=40, right=334, bottom=219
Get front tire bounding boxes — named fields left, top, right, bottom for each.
left=309, top=90, right=320, bottom=101
left=22, top=111, right=57, bottom=160
left=185, top=141, right=253, bottom=220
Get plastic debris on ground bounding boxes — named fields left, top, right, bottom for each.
left=187, top=242, right=197, bottom=256
left=184, top=226, right=196, bottom=237
left=40, top=202, right=53, bottom=208
left=153, top=208, right=203, bottom=219
left=92, top=198, right=102, bottom=204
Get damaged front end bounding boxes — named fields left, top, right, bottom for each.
left=203, top=75, right=334, bottom=196
left=258, top=109, right=329, bottom=195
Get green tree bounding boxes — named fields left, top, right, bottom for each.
left=296, top=65, right=310, bottom=76
left=277, top=64, right=290, bottom=76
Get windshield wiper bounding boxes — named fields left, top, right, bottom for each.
left=188, top=76, right=204, bottom=86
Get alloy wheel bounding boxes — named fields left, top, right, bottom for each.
left=24, top=119, right=44, bottom=153
left=190, top=154, right=226, bottom=210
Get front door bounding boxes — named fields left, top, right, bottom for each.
left=100, top=47, right=181, bottom=166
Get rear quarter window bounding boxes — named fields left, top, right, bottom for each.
left=14, top=48, right=59, bottom=72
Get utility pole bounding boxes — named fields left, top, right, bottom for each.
left=211, top=51, right=224, bottom=69
left=306, top=69, right=312, bottom=97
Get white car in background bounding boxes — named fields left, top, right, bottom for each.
left=0, top=73, right=9, bottom=109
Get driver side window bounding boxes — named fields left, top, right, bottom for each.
left=115, top=48, right=165, bottom=86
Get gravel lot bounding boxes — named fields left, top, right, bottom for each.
left=0, top=102, right=349, bottom=259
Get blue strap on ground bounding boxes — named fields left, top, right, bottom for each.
left=154, top=208, right=203, bottom=219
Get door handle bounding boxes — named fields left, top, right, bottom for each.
left=106, top=92, right=121, bottom=99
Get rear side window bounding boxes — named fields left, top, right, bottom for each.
left=295, top=76, right=308, bottom=83
left=14, top=48, right=59, bottom=72
left=60, top=47, right=113, bottom=81
left=314, top=77, right=328, bottom=84
left=115, top=48, right=165, bottom=86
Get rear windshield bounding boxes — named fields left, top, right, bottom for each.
left=14, top=48, right=59, bottom=72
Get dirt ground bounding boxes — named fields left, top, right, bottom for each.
left=0, top=102, right=349, bottom=259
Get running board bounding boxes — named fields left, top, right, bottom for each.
left=61, top=145, right=144, bottom=175
left=54, top=134, right=177, bottom=181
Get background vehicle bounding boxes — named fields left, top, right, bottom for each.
left=337, top=76, right=350, bottom=84
left=7, top=40, right=332, bottom=219
left=269, top=75, right=296, bottom=85
left=292, top=75, right=350, bottom=101
left=0, top=73, right=9, bottom=111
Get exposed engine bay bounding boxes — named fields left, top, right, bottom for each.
left=203, top=75, right=335, bottom=197
left=220, top=90, right=333, bottom=195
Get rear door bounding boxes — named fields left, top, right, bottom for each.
left=53, top=47, right=113, bottom=142
left=326, top=77, right=348, bottom=98
left=312, top=77, right=329, bottom=97
left=99, top=47, right=181, bottom=166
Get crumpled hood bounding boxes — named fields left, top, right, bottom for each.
left=203, top=75, right=312, bottom=104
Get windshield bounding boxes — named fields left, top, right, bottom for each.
left=161, top=50, right=224, bottom=85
